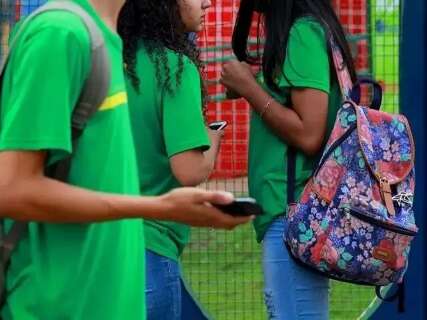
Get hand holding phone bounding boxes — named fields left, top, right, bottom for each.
left=208, top=121, right=228, bottom=131
left=214, top=197, right=264, bottom=217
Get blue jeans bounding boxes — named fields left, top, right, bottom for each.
left=145, top=250, right=209, bottom=320
left=263, top=217, right=330, bottom=320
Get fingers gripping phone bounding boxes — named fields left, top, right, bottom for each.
left=214, top=197, right=264, bottom=217
left=208, top=121, right=228, bottom=131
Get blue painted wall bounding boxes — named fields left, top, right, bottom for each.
left=20, top=0, right=46, bottom=16
left=372, top=1, right=427, bottom=319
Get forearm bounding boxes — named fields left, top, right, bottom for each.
left=0, top=176, right=167, bottom=223
left=179, top=146, right=219, bottom=186
left=182, top=133, right=222, bottom=186
left=241, top=81, right=307, bottom=147
left=203, top=140, right=221, bottom=173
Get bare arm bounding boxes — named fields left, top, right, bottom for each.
left=0, top=150, right=252, bottom=229
left=169, top=129, right=223, bottom=186
left=221, top=60, right=328, bottom=155
left=238, top=80, right=328, bottom=155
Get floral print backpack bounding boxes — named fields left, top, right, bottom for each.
left=284, top=34, right=417, bottom=296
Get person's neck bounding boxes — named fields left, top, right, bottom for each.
left=89, top=0, right=124, bottom=32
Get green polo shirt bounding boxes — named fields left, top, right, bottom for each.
left=0, top=1, right=145, bottom=318
left=249, top=17, right=342, bottom=242
left=126, top=44, right=210, bottom=260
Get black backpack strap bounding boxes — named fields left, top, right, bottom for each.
left=0, top=221, right=27, bottom=305
left=287, top=147, right=297, bottom=205
left=376, top=281, right=406, bottom=313
left=0, top=223, right=27, bottom=265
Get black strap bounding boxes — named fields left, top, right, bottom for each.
left=0, top=221, right=27, bottom=305
left=1, top=223, right=27, bottom=265
left=45, top=127, right=84, bottom=181
left=287, top=147, right=297, bottom=205
left=398, top=280, right=405, bottom=313
left=375, top=281, right=405, bottom=313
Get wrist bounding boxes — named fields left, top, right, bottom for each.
left=210, top=135, right=222, bottom=147
left=239, top=78, right=259, bottom=98
left=136, top=195, right=173, bottom=221
left=259, top=97, right=275, bottom=120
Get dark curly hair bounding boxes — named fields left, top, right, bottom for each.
left=118, top=0, right=205, bottom=99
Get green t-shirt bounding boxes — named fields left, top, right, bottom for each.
left=0, top=1, right=145, bottom=319
left=126, top=44, right=210, bottom=261
left=249, top=18, right=342, bottom=242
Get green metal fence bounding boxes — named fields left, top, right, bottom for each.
left=0, top=1, right=402, bottom=319
left=182, top=1, right=402, bottom=319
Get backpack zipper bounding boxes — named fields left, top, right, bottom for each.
left=342, top=207, right=417, bottom=236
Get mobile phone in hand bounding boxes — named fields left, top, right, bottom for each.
left=208, top=121, right=228, bottom=131
left=214, top=197, right=263, bottom=217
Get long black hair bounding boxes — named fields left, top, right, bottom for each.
left=118, top=0, right=204, bottom=97
left=232, top=0, right=357, bottom=94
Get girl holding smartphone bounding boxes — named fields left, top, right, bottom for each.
left=119, top=0, right=222, bottom=319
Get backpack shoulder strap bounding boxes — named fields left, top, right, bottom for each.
left=1, top=0, right=111, bottom=181
left=0, top=220, right=27, bottom=305
left=328, top=35, right=354, bottom=101
left=32, top=1, right=112, bottom=180
left=1, top=0, right=110, bottom=145
left=43, top=1, right=111, bottom=132
left=2, top=1, right=111, bottom=101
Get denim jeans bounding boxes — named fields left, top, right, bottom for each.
left=145, top=250, right=209, bottom=320
left=262, top=217, right=330, bottom=320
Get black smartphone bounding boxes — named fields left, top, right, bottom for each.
left=208, top=121, right=228, bottom=131
left=214, top=197, right=263, bottom=217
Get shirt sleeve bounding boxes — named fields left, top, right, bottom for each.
left=0, top=13, right=90, bottom=158
left=280, top=19, right=331, bottom=94
left=162, top=56, right=210, bottom=158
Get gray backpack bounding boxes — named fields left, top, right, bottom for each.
left=0, top=0, right=111, bottom=304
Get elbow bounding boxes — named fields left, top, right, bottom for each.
left=173, top=163, right=213, bottom=187
left=0, top=176, right=40, bottom=220
left=176, top=175, right=206, bottom=187
left=0, top=182, right=22, bottom=218
left=298, top=137, right=324, bottom=157
left=0, top=186, right=9, bottom=217
left=175, top=173, right=209, bottom=187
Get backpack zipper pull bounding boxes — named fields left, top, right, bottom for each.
left=380, top=176, right=396, bottom=216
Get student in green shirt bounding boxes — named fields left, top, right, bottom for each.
left=221, top=0, right=357, bottom=319
left=0, top=1, right=252, bottom=319
left=118, top=0, right=219, bottom=318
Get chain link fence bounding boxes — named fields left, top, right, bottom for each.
left=0, top=1, right=401, bottom=319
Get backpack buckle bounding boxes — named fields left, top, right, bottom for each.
left=380, top=177, right=396, bottom=216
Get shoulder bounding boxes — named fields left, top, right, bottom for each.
left=136, top=43, right=197, bottom=69
left=282, top=17, right=331, bottom=91
left=164, top=48, right=199, bottom=74
left=289, top=17, right=327, bottom=45
left=12, top=11, right=91, bottom=52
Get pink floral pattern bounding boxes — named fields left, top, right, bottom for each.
left=314, top=160, right=346, bottom=202
left=285, top=102, right=417, bottom=286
